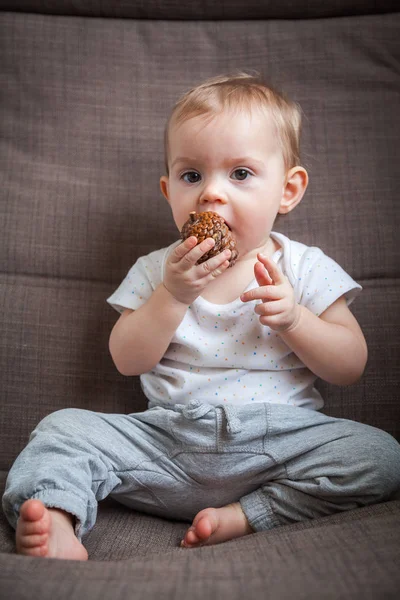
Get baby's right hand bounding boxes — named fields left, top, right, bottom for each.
left=163, top=236, right=231, bottom=305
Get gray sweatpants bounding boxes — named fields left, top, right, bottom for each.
left=3, top=401, right=400, bottom=541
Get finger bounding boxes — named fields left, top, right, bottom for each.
left=189, top=238, right=218, bottom=267
left=169, top=236, right=199, bottom=264
left=254, top=299, right=286, bottom=317
left=207, top=259, right=231, bottom=280
left=198, top=249, right=232, bottom=279
left=241, top=285, right=281, bottom=303
left=259, top=314, right=282, bottom=328
left=257, top=253, right=285, bottom=285
left=174, top=238, right=216, bottom=271
left=254, top=261, right=273, bottom=287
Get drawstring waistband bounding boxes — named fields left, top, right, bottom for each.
left=181, top=401, right=213, bottom=420
left=221, top=405, right=242, bottom=434
left=181, top=400, right=242, bottom=435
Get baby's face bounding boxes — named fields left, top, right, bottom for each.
left=161, top=107, right=288, bottom=258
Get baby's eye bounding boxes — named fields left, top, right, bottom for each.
left=182, top=171, right=201, bottom=184
left=231, top=169, right=251, bottom=181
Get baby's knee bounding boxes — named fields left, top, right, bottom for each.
left=374, top=429, right=400, bottom=497
left=32, top=408, right=90, bottom=436
left=349, top=424, right=400, bottom=499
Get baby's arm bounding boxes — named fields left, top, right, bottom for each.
left=109, top=236, right=231, bottom=376
left=241, top=253, right=367, bottom=386
left=279, top=297, right=368, bottom=385
left=109, top=286, right=187, bottom=376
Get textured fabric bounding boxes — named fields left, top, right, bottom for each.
left=3, top=402, right=400, bottom=540
left=1, top=13, right=399, bottom=282
left=1, top=275, right=397, bottom=472
left=0, top=1, right=398, bottom=20
left=107, top=232, right=361, bottom=410
left=1, top=11, right=399, bottom=473
left=0, top=471, right=189, bottom=560
left=0, top=4, right=400, bottom=596
left=1, top=496, right=400, bottom=598
left=1, top=471, right=399, bottom=561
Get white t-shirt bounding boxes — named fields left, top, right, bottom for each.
left=107, top=232, right=362, bottom=411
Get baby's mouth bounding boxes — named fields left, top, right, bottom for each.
left=224, top=218, right=232, bottom=231
left=217, top=215, right=232, bottom=232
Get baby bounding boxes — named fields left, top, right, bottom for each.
left=3, top=73, right=400, bottom=560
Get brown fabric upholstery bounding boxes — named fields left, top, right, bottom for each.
left=1, top=483, right=400, bottom=599
left=0, top=2, right=399, bottom=598
left=1, top=10, right=399, bottom=469
left=0, top=0, right=398, bottom=19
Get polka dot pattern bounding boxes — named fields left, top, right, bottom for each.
left=107, top=232, right=362, bottom=410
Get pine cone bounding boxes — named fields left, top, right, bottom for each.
left=180, top=211, right=239, bottom=267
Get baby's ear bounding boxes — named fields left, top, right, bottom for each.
left=160, top=176, right=170, bottom=203
left=279, top=167, right=308, bottom=214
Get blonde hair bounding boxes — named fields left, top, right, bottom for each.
left=164, top=72, right=303, bottom=174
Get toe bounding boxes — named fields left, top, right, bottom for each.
left=19, top=519, right=46, bottom=536
left=195, top=514, right=215, bottom=541
left=19, top=533, right=47, bottom=549
left=181, top=510, right=219, bottom=548
left=19, top=544, right=48, bottom=558
left=181, top=527, right=200, bottom=548
left=17, top=500, right=51, bottom=557
left=186, top=529, right=201, bottom=545
left=20, top=499, right=46, bottom=522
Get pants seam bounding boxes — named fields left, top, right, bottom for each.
left=114, top=448, right=279, bottom=479
left=116, top=472, right=169, bottom=510
left=216, top=408, right=222, bottom=451
left=263, top=402, right=271, bottom=452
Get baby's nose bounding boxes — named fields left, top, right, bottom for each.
left=199, top=182, right=228, bottom=205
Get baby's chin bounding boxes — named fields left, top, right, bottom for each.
left=234, top=245, right=258, bottom=262
left=236, top=239, right=270, bottom=260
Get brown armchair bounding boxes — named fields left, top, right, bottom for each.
left=1, top=2, right=399, bottom=598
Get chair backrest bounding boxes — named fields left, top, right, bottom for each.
left=1, top=1, right=399, bottom=470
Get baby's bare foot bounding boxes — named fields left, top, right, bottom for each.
left=16, top=499, right=88, bottom=560
left=181, top=502, right=253, bottom=548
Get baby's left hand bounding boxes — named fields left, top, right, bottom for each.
left=241, top=253, right=301, bottom=332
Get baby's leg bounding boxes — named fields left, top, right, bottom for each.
left=2, top=408, right=165, bottom=559
left=181, top=406, right=400, bottom=548
left=239, top=415, right=400, bottom=534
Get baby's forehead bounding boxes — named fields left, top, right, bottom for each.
left=169, top=106, right=276, bottom=139
left=164, top=103, right=285, bottom=171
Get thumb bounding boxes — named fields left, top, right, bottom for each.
left=254, top=261, right=273, bottom=286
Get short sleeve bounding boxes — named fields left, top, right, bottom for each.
left=296, top=247, right=362, bottom=317
left=106, top=246, right=168, bottom=314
